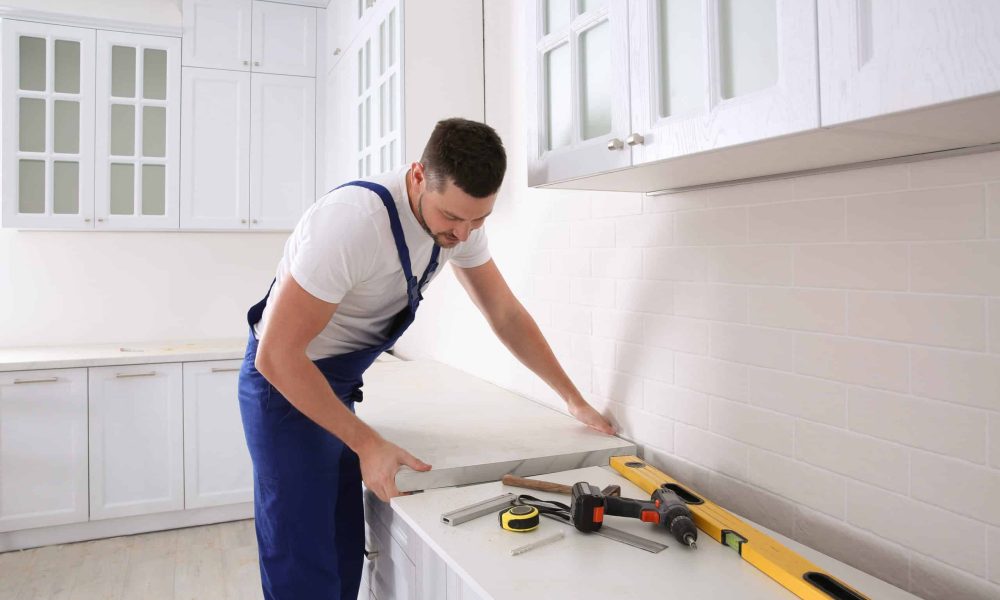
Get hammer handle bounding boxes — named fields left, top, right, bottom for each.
left=501, top=474, right=573, bottom=495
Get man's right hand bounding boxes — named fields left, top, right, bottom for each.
left=357, top=434, right=432, bottom=502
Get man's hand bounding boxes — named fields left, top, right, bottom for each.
left=358, top=434, right=432, bottom=502
left=567, top=399, right=616, bottom=435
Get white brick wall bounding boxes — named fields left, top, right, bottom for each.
left=394, top=5, right=1000, bottom=598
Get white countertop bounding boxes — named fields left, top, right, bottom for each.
left=358, top=360, right=636, bottom=492
left=0, top=339, right=404, bottom=372
left=390, top=465, right=920, bottom=600
left=0, top=339, right=249, bottom=372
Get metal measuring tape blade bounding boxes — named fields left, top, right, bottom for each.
left=539, top=512, right=667, bottom=553
left=441, top=493, right=517, bottom=526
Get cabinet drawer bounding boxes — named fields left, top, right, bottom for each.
left=0, top=368, right=89, bottom=532
left=365, top=489, right=421, bottom=564
left=368, top=517, right=416, bottom=600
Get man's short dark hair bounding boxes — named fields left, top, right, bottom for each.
left=420, top=118, right=506, bottom=198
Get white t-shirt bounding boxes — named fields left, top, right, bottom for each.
left=255, top=166, right=491, bottom=360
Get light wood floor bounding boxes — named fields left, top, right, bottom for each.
left=0, top=520, right=263, bottom=600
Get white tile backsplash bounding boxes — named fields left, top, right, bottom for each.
left=401, top=53, right=1000, bottom=596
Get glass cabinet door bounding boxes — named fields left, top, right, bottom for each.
left=1, top=21, right=95, bottom=229
left=527, top=0, right=631, bottom=187
left=352, top=1, right=400, bottom=179
left=94, top=31, right=180, bottom=229
left=628, top=0, right=818, bottom=166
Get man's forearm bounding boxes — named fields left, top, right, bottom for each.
left=493, top=305, right=583, bottom=404
left=256, top=352, right=380, bottom=453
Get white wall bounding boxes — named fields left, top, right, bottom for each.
left=0, top=0, right=181, bottom=27
left=0, top=230, right=287, bottom=346
left=394, top=2, right=1000, bottom=599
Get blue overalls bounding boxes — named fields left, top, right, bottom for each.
left=238, top=180, right=441, bottom=599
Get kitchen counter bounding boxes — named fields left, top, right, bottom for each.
left=389, top=465, right=920, bottom=600
left=358, top=360, right=636, bottom=492
left=0, top=339, right=248, bottom=372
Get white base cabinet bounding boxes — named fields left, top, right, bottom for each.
left=363, top=490, right=485, bottom=600
left=0, top=369, right=88, bottom=532
left=88, top=363, right=184, bottom=520
left=183, top=360, right=253, bottom=509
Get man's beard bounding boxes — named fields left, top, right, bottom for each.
left=417, top=193, right=459, bottom=247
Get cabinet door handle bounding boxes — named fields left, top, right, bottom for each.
left=252, top=219, right=258, bottom=224
left=254, top=61, right=261, bottom=66
left=364, top=548, right=378, bottom=559
left=116, top=371, right=157, bottom=379
left=333, top=47, right=342, bottom=56
left=84, top=218, right=92, bottom=223
left=241, top=219, right=248, bottom=224
left=211, top=367, right=241, bottom=373
left=607, top=138, right=624, bottom=151
left=626, top=133, right=645, bottom=146
left=14, top=377, right=59, bottom=385
left=243, top=60, right=249, bottom=66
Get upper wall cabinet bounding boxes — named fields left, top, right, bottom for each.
left=95, top=31, right=181, bottom=230
left=1, top=20, right=95, bottom=229
left=818, top=0, right=1000, bottom=126
left=628, top=0, right=817, bottom=164
left=526, top=0, right=819, bottom=187
left=324, top=0, right=485, bottom=192
left=183, top=0, right=316, bottom=77
left=526, top=0, right=632, bottom=186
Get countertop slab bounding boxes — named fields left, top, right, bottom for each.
left=0, top=339, right=249, bottom=372
left=357, top=360, right=636, bottom=492
left=390, top=465, right=920, bottom=600
left=0, top=339, right=403, bottom=372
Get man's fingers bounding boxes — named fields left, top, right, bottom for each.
left=402, top=452, right=432, bottom=472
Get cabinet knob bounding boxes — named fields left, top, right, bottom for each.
left=626, top=133, right=645, bottom=146
left=243, top=60, right=249, bottom=66
left=333, top=48, right=342, bottom=56
left=84, top=218, right=91, bottom=223
left=364, top=549, right=378, bottom=559
left=254, top=61, right=261, bottom=67
left=607, top=138, right=624, bottom=151
left=97, top=218, right=105, bottom=222
left=241, top=219, right=248, bottom=224
left=252, top=219, right=259, bottom=224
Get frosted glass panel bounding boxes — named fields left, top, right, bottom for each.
left=364, top=39, right=371, bottom=89
left=111, top=46, right=136, bottom=98
left=54, top=40, right=81, bottom=94
left=658, top=0, right=705, bottom=117
left=143, top=49, right=167, bottom=100
left=579, top=0, right=607, bottom=13
left=357, top=103, right=364, bottom=151
left=111, top=104, right=135, bottom=156
left=545, top=0, right=571, bottom=35
left=110, top=164, right=134, bottom=215
left=19, top=160, right=45, bottom=214
left=545, top=43, right=571, bottom=151
left=143, top=106, right=166, bottom=157
left=719, top=0, right=777, bottom=99
left=141, top=165, right=166, bottom=215
left=53, top=161, right=79, bottom=214
left=388, top=74, right=396, bottom=133
left=580, top=21, right=611, bottom=140
left=54, top=101, right=80, bottom=154
left=379, top=82, right=387, bottom=136
left=379, top=20, right=387, bottom=75
left=357, top=46, right=364, bottom=95
left=364, top=96, right=371, bottom=146
left=387, top=10, right=396, bottom=68
left=19, top=98, right=45, bottom=152
left=19, top=36, right=46, bottom=91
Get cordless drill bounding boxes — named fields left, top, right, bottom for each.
left=570, top=482, right=698, bottom=548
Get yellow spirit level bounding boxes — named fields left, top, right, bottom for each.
left=610, top=456, right=869, bottom=600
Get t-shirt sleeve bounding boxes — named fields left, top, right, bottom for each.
left=288, top=201, right=380, bottom=303
left=448, top=225, right=491, bottom=268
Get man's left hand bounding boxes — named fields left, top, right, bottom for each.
left=567, top=399, right=616, bottom=435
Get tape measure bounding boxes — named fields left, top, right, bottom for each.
left=498, top=505, right=540, bottom=532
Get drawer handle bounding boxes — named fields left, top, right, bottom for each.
left=211, top=367, right=241, bottom=373
left=14, top=377, right=59, bottom=385
left=364, top=548, right=378, bottom=559
left=116, top=371, right=157, bottom=379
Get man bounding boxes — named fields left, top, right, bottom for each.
left=238, top=118, right=615, bottom=599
